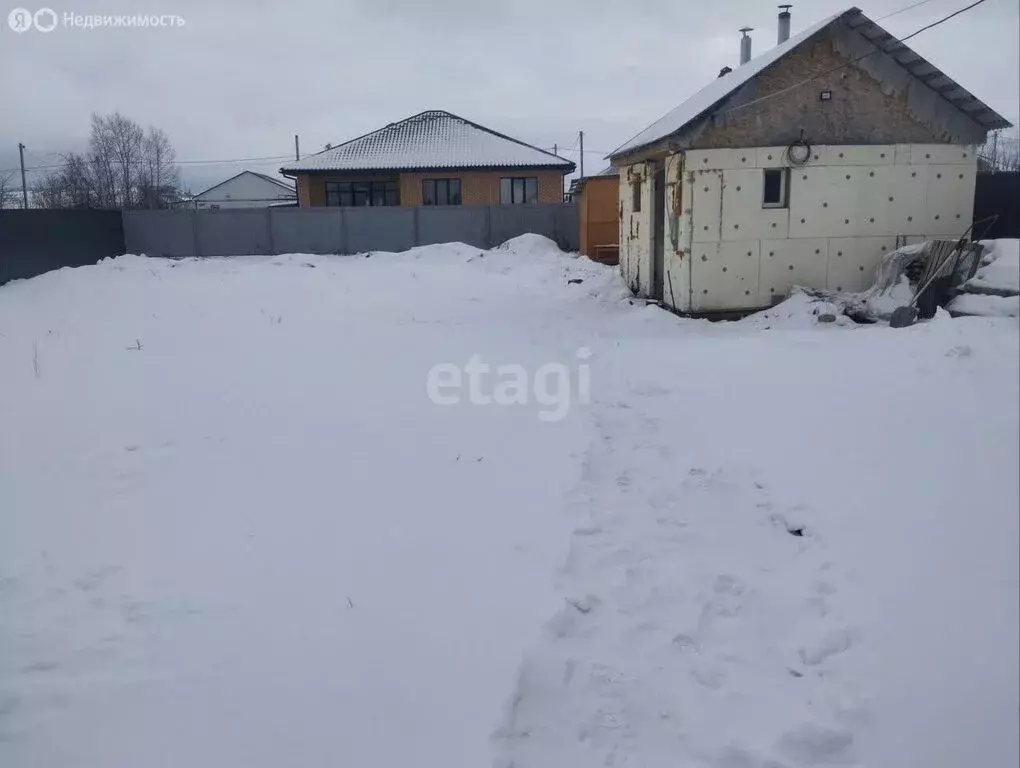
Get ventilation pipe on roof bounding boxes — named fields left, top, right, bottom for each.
left=739, top=27, right=753, bottom=65
left=778, top=5, right=792, bottom=44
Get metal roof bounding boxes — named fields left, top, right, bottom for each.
left=192, top=170, right=296, bottom=200
left=282, top=111, right=575, bottom=174
left=842, top=8, right=1011, bottom=132
left=610, top=7, right=1011, bottom=159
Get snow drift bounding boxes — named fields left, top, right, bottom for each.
left=1, top=238, right=1016, bottom=768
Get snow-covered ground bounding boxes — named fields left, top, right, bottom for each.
left=973, top=238, right=1020, bottom=295
left=1, top=237, right=1017, bottom=767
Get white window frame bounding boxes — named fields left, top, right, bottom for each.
left=761, top=168, right=789, bottom=209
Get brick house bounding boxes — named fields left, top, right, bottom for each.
left=281, top=111, right=574, bottom=208
left=607, top=6, right=1011, bottom=314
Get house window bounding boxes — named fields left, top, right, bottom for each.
left=762, top=168, right=789, bottom=208
left=500, top=177, right=538, bottom=205
left=422, top=178, right=462, bottom=206
left=631, top=181, right=642, bottom=213
left=325, top=180, right=399, bottom=207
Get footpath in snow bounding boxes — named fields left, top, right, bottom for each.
left=1, top=236, right=1017, bottom=767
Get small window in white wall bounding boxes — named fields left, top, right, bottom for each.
left=762, top=168, right=789, bottom=208
left=632, top=181, right=642, bottom=213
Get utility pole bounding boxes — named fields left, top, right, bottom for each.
left=18, top=143, right=28, bottom=209
left=294, top=134, right=300, bottom=161
left=579, top=131, right=584, bottom=179
left=553, top=143, right=557, bottom=156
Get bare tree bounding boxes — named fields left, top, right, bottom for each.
left=32, top=112, right=182, bottom=209
left=138, top=127, right=180, bottom=209
left=0, top=171, right=21, bottom=209
left=979, top=130, right=1020, bottom=173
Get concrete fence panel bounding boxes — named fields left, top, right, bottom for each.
left=195, top=209, right=272, bottom=257
left=343, top=207, right=416, bottom=254
left=123, top=210, right=194, bottom=258
left=490, top=205, right=558, bottom=249
left=0, top=210, right=125, bottom=285
left=416, top=206, right=490, bottom=248
left=554, top=204, right=581, bottom=251
left=2, top=203, right=581, bottom=284
left=270, top=208, right=343, bottom=254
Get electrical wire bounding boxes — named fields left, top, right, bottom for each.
left=875, top=0, right=941, bottom=21
left=0, top=153, right=296, bottom=175
left=713, top=0, right=991, bottom=120
left=611, top=0, right=992, bottom=155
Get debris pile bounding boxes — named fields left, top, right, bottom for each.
left=788, top=239, right=1019, bottom=326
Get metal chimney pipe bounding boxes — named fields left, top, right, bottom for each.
left=739, top=27, right=753, bottom=65
left=778, top=5, right=792, bottom=44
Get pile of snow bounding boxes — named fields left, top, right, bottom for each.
left=495, top=232, right=568, bottom=259
left=1, top=239, right=1017, bottom=768
left=740, top=288, right=857, bottom=330
left=970, top=239, right=1020, bottom=294
left=863, top=274, right=916, bottom=319
left=949, top=292, right=1020, bottom=317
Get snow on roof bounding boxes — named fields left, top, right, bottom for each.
left=249, top=171, right=296, bottom=192
left=611, top=11, right=844, bottom=158
left=281, top=111, right=575, bottom=173
left=193, top=170, right=296, bottom=200
left=610, top=7, right=1011, bottom=158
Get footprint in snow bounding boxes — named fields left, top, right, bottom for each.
left=631, top=381, right=671, bottom=397
left=774, top=722, right=856, bottom=765
left=798, top=626, right=853, bottom=666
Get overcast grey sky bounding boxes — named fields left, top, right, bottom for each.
left=1, top=0, right=1017, bottom=194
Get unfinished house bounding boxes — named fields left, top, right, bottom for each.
left=607, top=6, right=1011, bottom=314
left=281, top=111, right=574, bottom=208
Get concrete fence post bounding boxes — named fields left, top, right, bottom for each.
left=339, top=208, right=348, bottom=255
left=190, top=209, right=200, bottom=258
left=485, top=205, right=493, bottom=249
left=265, top=209, right=275, bottom=255
left=412, top=206, right=420, bottom=248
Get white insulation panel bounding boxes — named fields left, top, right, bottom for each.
left=618, top=162, right=654, bottom=296
left=678, top=143, right=979, bottom=313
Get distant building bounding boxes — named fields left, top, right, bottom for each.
left=607, top=6, right=1011, bottom=314
left=280, top=110, right=574, bottom=207
left=571, top=168, right=620, bottom=264
left=186, top=171, right=296, bottom=209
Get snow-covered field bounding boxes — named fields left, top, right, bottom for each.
left=1, top=237, right=1017, bottom=767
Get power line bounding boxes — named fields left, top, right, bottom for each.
left=611, top=0, right=991, bottom=155
left=713, top=0, right=990, bottom=120
left=875, top=0, right=941, bottom=21
left=895, top=0, right=989, bottom=39
left=548, top=147, right=610, bottom=155
left=1, top=153, right=295, bottom=175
